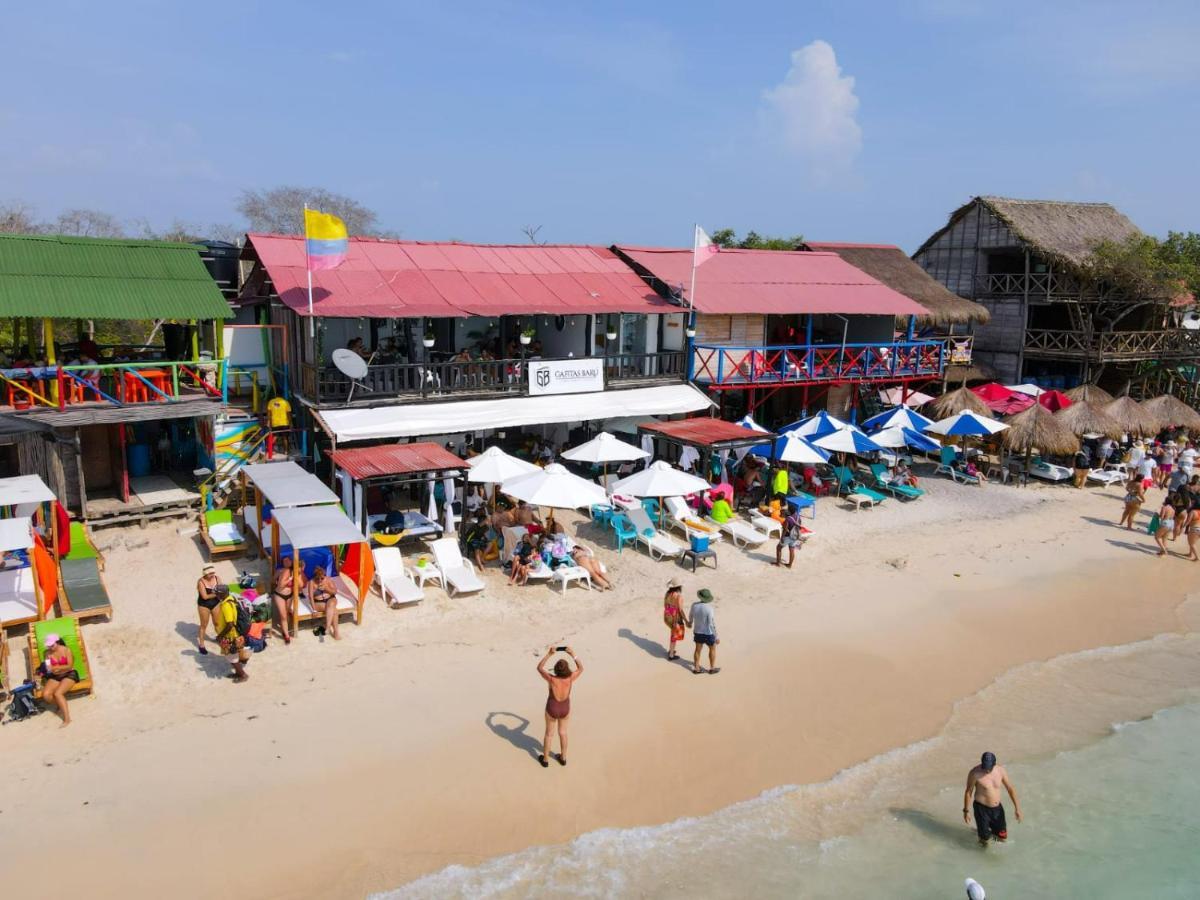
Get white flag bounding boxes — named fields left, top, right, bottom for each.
left=693, top=225, right=719, bottom=267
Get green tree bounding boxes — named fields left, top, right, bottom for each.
left=1089, top=232, right=1200, bottom=301
left=709, top=228, right=803, bottom=250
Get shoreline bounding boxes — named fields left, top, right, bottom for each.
left=1, top=483, right=1195, bottom=897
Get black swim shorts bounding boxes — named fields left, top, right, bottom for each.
left=973, top=801, right=1007, bottom=842
left=694, top=633, right=716, bottom=646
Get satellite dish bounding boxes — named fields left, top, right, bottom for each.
left=1181, top=312, right=1200, bottom=331
left=331, top=349, right=374, bottom=403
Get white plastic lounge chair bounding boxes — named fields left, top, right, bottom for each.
left=1028, top=459, right=1072, bottom=482
left=748, top=510, right=782, bottom=539
left=372, top=547, right=424, bottom=608
left=626, top=507, right=685, bottom=561
left=1086, top=468, right=1124, bottom=487
left=664, top=496, right=723, bottom=541
left=430, top=537, right=485, bottom=597
left=706, top=514, right=768, bottom=548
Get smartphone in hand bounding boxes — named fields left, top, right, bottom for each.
left=555, top=646, right=568, bottom=652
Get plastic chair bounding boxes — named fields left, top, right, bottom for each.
left=640, top=498, right=661, bottom=519
left=610, top=513, right=637, bottom=553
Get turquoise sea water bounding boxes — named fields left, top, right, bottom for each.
left=384, top=631, right=1200, bottom=899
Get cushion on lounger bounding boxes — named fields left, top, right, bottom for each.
left=33, top=617, right=90, bottom=684
left=60, top=557, right=110, bottom=612
left=205, top=509, right=243, bottom=546
left=65, top=522, right=98, bottom=560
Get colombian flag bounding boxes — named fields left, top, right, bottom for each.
left=304, top=208, right=348, bottom=271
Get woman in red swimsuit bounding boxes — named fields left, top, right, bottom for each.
left=536, top=645, right=583, bottom=768
left=663, top=578, right=687, bottom=660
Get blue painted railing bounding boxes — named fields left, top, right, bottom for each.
left=688, top=340, right=946, bottom=386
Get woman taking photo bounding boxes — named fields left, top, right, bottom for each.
left=536, top=645, right=583, bottom=768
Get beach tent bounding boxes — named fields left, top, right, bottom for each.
left=269, top=505, right=373, bottom=634
left=862, top=406, right=934, bottom=433
left=241, top=461, right=339, bottom=549
left=0, top=474, right=65, bottom=559
left=0, top=517, right=55, bottom=627
left=971, top=383, right=1034, bottom=416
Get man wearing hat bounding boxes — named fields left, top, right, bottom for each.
left=688, top=588, right=720, bottom=674
left=963, top=751, right=1022, bottom=845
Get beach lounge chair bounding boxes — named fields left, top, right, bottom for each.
left=610, top=513, right=638, bottom=553
left=748, top=509, right=782, bottom=539
left=1028, top=457, right=1071, bottom=483
left=294, top=575, right=360, bottom=626
left=705, top=511, right=768, bottom=548
left=626, top=507, right=686, bottom=560
left=0, top=627, right=8, bottom=697
left=933, top=448, right=979, bottom=485
left=1086, top=468, right=1125, bottom=487
left=502, top=526, right=553, bottom=583
left=59, top=521, right=112, bottom=621
left=200, top=508, right=247, bottom=559
left=868, top=464, right=925, bottom=501
left=371, top=547, right=424, bottom=608
left=28, top=616, right=93, bottom=699
left=663, top=496, right=722, bottom=541
left=430, top=537, right=485, bottom=597
left=833, top=466, right=889, bottom=504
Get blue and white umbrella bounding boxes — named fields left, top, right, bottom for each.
left=813, top=427, right=885, bottom=455
left=776, top=432, right=831, bottom=465
left=925, top=411, right=1008, bottom=438
left=863, top=405, right=934, bottom=433
left=788, top=410, right=851, bottom=441
left=871, top=425, right=941, bottom=453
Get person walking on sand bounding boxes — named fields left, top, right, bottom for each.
left=1117, top=475, right=1145, bottom=529
left=1072, top=444, right=1092, bottom=489
left=1154, top=494, right=1175, bottom=556
left=688, top=588, right=720, bottom=674
left=663, top=578, right=688, bottom=660
left=775, top=503, right=805, bottom=568
left=536, top=644, right=583, bottom=768
left=195, top=564, right=221, bottom=655
left=964, top=751, right=1022, bottom=846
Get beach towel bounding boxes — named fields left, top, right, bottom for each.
left=1147, top=514, right=1161, bottom=535
left=54, top=502, right=70, bottom=557
left=32, top=533, right=57, bottom=614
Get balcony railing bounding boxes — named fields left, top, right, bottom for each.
left=300, top=351, right=685, bottom=405
left=0, top=359, right=227, bottom=412
left=1024, top=329, right=1200, bottom=361
left=974, top=272, right=1097, bottom=301
left=689, top=340, right=946, bottom=388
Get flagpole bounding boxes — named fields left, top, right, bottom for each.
left=304, top=203, right=314, bottom=339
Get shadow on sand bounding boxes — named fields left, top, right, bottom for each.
left=485, top=712, right=542, bottom=762
left=617, top=628, right=694, bottom=669
left=174, top=621, right=231, bottom=679
left=1104, top=539, right=1163, bottom=557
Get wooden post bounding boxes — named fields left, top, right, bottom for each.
left=357, top=541, right=366, bottom=624
left=291, top=551, right=301, bottom=637
left=117, top=423, right=130, bottom=503
left=257, top=486, right=265, bottom=571
left=43, top=318, right=59, bottom=404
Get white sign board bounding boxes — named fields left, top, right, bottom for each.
left=528, top=359, right=605, bottom=396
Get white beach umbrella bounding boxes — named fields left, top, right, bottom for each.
left=562, top=431, right=649, bottom=464
left=870, top=425, right=941, bottom=452
left=500, top=463, right=607, bottom=511
left=466, top=445, right=538, bottom=484
left=612, top=460, right=710, bottom=498
left=776, top=432, right=830, bottom=465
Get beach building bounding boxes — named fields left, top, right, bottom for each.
left=613, top=245, right=939, bottom=424
left=236, top=235, right=712, bottom=453
left=0, top=233, right=234, bottom=524
left=913, top=196, right=1197, bottom=393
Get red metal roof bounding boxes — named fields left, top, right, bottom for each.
left=248, top=234, right=672, bottom=319
left=329, top=442, right=467, bottom=480
left=615, top=246, right=930, bottom=317
left=639, top=417, right=778, bottom=448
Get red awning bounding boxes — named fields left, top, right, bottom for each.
left=329, top=442, right=467, bottom=480
left=639, top=417, right=778, bottom=449
left=249, top=235, right=673, bottom=319
left=972, top=383, right=1035, bottom=415
left=616, top=246, right=929, bottom=317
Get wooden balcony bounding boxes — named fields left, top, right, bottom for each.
left=0, top=359, right=226, bottom=417
left=1023, top=329, right=1200, bottom=362
left=299, top=351, right=685, bottom=405
left=689, top=340, right=946, bottom=389
left=974, top=272, right=1099, bottom=302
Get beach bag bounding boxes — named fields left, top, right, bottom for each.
left=1147, top=514, right=1161, bottom=535
left=234, top=600, right=253, bottom=637
left=8, top=682, right=40, bottom=721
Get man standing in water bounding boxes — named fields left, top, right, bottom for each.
left=963, top=752, right=1022, bottom=845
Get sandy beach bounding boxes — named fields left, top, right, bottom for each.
left=1, top=475, right=1195, bottom=897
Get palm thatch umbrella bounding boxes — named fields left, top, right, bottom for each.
left=1103, top=396, right=1159, bottom=436
left=1002, top=404, right=1080, bottom=470
left=1141, top=394, right=1200, bottom=431
left=925, top=386, right=990, bottom=418
left=1064, top=383, right=1114, bottom=405
left=1053, top=400, right=1124, bottom=439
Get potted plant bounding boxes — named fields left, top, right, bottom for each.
left=685, top=324, right=697, bottom=338
left=519, top=327, right=535, bottom=346
left=422, top=331, right=436, bottom=348
left=605, top=327, right=618, bottom=341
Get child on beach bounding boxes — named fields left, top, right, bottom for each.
left=662, top=579, right=687, bottom=660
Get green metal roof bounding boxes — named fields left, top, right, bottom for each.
left=0, top=232, right=232, bottom=320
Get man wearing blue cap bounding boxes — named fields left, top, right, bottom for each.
left=963, top=751, right=1022, bottom=845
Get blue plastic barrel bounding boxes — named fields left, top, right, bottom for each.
left=127, top=443, right=151, bottom=478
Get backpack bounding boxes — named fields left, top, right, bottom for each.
left=7, top=682, right=41, bottom=721
left=234, top=600, right=253, bottom=637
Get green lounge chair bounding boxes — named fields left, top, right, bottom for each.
left=60, top=520, right=112, bottom=620
left=833, top=466, right=887, bottom=504
left=65, top=520, right=99, bottom=560
left=201, top=508, right=248, bottom=559
left=29, top=616, right=94, bottom=698
left=868, top=463, right=925, bottom=500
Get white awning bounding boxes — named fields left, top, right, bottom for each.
left=243, top=461, right=339, bottom=508
left=0, top=475, right=55, bottom=507
left=271, top=505, right=366, bottom=551
left=315, top=383, right=715, bottom=444
left=0, top=517, right=33, bottom=553
left=243, top=461, right=309, bottom=484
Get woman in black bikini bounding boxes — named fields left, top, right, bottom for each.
left=307, top=566, right=341, bottom=640
left=536, top=645, right=583, bottom=768
left=273, top=556, right=304, bottom=645
left=195, top=565, right=221, bottom=655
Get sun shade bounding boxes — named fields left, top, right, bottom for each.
left=270, top=505, right=366, bottom=551
left=0, top=517, right=33, bottom=553
left=0, top=474, right=56, bottom=506
left=257, top=471, right=339, bottom=509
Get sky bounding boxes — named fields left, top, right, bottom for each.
left=3, top=0, right=1199, bottom=252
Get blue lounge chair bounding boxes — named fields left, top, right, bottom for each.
left=935, top=446, right=979, bottom=485
left=833, top=466, right=887, bottom=504
left=868, top=463, right=924, bottom=500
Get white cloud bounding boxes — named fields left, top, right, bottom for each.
left=761, top=41, right=862, bottom=178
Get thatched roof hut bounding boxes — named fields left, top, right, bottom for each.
left=1103, top=396, right=1159, bottom=436
left=1141, top=394, right=1200, bottom=431
left=1054, top=400, right=1124, bottom=439
left=1065, top=383, right=1115, bottom=404
left=926, top=386, right=991, bottom=418
left=803, top=243, right=991, bottom=328
left=1002, top=403, right=1080, bottom=455
left=916, top=197, right=1141, bottom=274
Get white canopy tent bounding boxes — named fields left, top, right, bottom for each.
left=0, top=475, right=55, bottom=507
left=314, top=383, right=714, bottom=443
left=0, top=516, right=33, bottom=553
left=500, top=463, right=607, bottom=511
